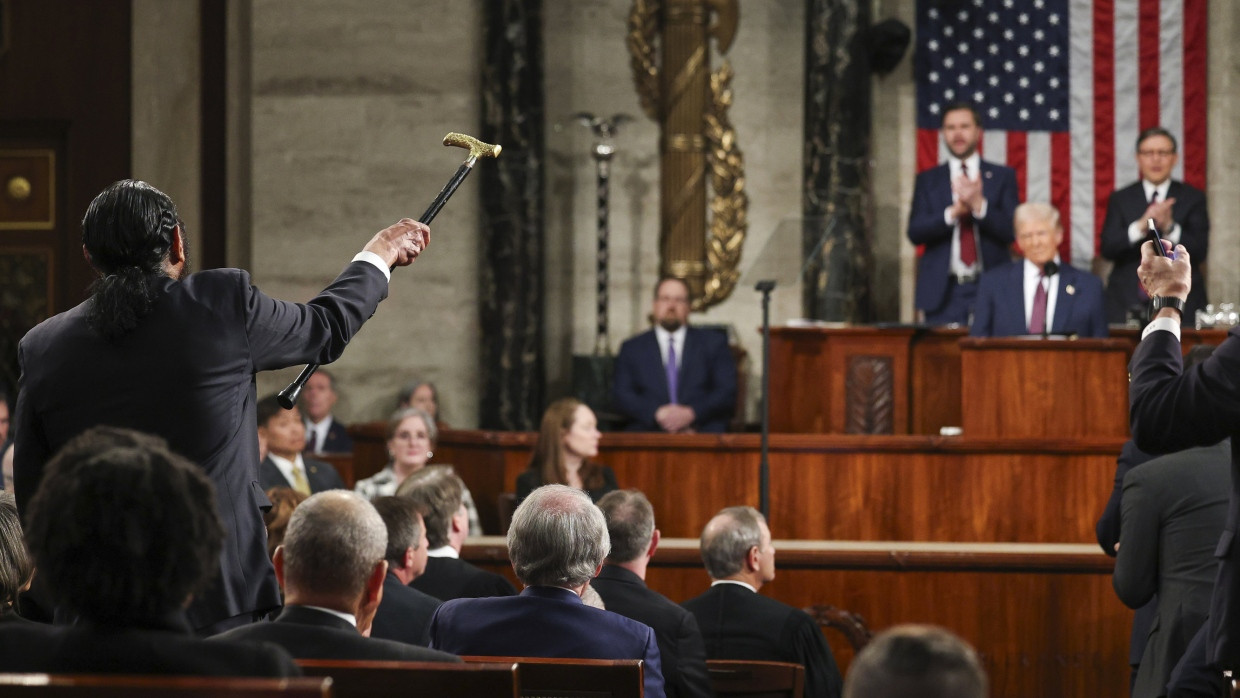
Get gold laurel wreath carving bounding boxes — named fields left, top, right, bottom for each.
left=627, top=0, right=748, bottom=310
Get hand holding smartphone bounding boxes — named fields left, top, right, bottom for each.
left=1147, top=218, right=1168, bottom=257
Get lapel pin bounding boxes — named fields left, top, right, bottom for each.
left=1066, top=284, right=1075, bottom=295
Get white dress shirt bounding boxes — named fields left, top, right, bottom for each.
left=1023, top=257, right=1060, bottom=333
left=1125, top=179, right=1183, bottom=245
left=654, top=326, right=686, bottom=372
left=944, top=153, right=989, bottom=276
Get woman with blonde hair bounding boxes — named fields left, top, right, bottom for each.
left=515, top=398, right=617, bottom=505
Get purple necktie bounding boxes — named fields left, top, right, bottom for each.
left=1029, top=274, right=1048, bottom=334
left=666, top=340, right=679, bottom=404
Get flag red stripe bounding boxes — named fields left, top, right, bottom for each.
left=1138, top=0, right=1161, bottom=131
left=1051, top=132, right=1073, bottom=264
left=1006, top=132, right=1028, bottom=203
left=1093, top=0, right=1116, bottom=257
left=1182, top=0, right=1208, bottom=189
left=917, top=128, right=938, bottom=173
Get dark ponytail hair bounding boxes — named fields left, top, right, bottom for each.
left=82, top=180, right=182, bottom=340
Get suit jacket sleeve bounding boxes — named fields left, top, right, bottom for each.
left=968, top=273, right=997, bottom=337
left=673, top=611, right=714, bottom=698
left=788, top=613, right=843, bottom=698
left=13, top=342, right=47, bottom=513
left=1113, top=468, right=1160, bottom=608
left=1096, top=441, right=1154, bottom=556
left=1129, top=327, right=1240, bottom=454
left=685, top=332, right=737, bottom=429
left=612, top=339, right=662, bottom=428
left=907, top=170, right=954, bottom=246
left=977, top=166, right=1018, bottom=246
left=1177, top=185, right=1210, bottom=262
left=1099, top=190, right=1136, bottom=261
left=641, top=626, right=668, bottom=698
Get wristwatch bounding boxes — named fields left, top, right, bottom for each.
left=1150, top=295, right=1185, bottom=316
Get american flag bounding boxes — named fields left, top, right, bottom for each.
left=915, top=0, right=1207, bottom=269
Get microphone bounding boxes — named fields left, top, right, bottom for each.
left=1042, top=260, right=1059, bottom=277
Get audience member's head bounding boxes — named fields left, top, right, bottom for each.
left=699, top=505, right=776, bottom=589
left=507, top=484, right=610, bottom=592
left=385, top=407, right=438, bottom=476
left=940, top=101, right=983, bottom=159
left=1013, top=202, right=1063, bottom=268
left=372, top=495, right=430, bottom=585
left=597, top=489, right=657, bottom=565
left=844, top=624, right=988, bottom=698
left=257, top=394, right=306, bottom=461
left=275, top=490, right=388, bottom=632
left=300, top=370, right=339, bottom=424
left=530, top=397, right=604, bottom=491
left=24, top=426, right=222, bottom=624
left=263, top=486, right=309, bottom=559
left=398, top=379, right=442, bottom=421
left=0, top=492, right=32, bottom=614
left=652, top=276, right=692, bottom=332
left=396, top=465, right=468, bottom=551
left=1135, top=126, right=1178, bottom=185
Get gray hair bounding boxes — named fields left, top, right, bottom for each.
left=508, top=484, right=610, bottom=588
left=386, top=406, right=438, bottom=446
left=396, top=465, right=463, bottom=549
left=597, top=489, right=655, bottom=563
left=282, top=490, right=387, bottom=599
left=700, top=506, right=765, bottom=579
left=0, top=492, right=31, bottom=608
left=1013, top=201, right=1060, bottom=232
left=844, top=624, right=988, bottom=698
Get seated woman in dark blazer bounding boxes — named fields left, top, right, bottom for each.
left=516, top=398, right=617, bottom=505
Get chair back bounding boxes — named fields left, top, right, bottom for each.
left=707, top=660, right=804, bottom=698
left=297, top=658, right=517, bottom=698
left=802, top=604, right=873, bottom=652
left=0, top=674, right=331, bottom=698
left=462, top=656, right=643, bottom=698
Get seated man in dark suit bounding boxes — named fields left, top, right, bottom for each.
left=843, top=624, right=987, bottom=698
left=970, top=202, right=1107, bottom=338
left=682, top=506, right=842, bottom=698
left=0, top=426, right=298, bottom=676
left=399, top=466, right=516, bottom=600
left=1113, top=440, right=1230, bottom=697
left=593, top=489, right=712, bottom=698
left=613, top=277, right=737, bottom=433
left=369, top=496, right=441, bottom=646
left=215, top=490, right=457, bottom=663
left=256, top=394, right=345, bottom=495
left=428, top=484, right=666, bottom=698
left=300, top=369, right=353, bottom=454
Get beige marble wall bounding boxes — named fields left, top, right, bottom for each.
left=1207, top=0, right=1240, bottom=305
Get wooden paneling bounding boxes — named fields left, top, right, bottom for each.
left=909, top=327, right=965, bottom=433
left=460, top=540, right=1130, bottom=698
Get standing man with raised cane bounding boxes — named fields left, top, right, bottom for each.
left=14, top=179, right=430, bottom=635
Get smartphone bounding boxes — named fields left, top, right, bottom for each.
left=1147, top=218, right=1168, bottom=257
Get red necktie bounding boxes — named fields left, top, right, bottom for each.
left=1029, top=273, right=1048, bottom=334
left=959, top=163, right=977, bottom=266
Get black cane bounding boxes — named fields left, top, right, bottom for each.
left=276, top=132, right=502, bottom=409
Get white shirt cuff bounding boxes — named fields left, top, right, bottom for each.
left=352, top=251, right=391, bottom=282
left=944, top=206, right=956, bottom=226
left=1127, top=221, right=1146, bottom=246
left=974, top=199, right=988, bottom=219
left=1166, top=223, right=1183, bottom=245
left=1141, top=316, right=1182, bottom=341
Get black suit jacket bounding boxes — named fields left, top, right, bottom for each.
left=592, top=565, right=713, bottom=698
left=1113, top=441, right=1230, bottom=696
left=214, top=605, right=459, bottom=662
left=682, top=584, right=842, bottom=698
left=307, top=417, right=353, bottom=454
left=1129, top=325, right=1240, bottom=669
left=0, top=613, right=299, bottom=676
left=258, top=455, right=345, bottom=494
left=14, top=262, right=389, bottom=631
left=1100, top=180, right=1209, bottom=323
left=370, top=572, right=441, bottom=647
left=410, top=556, right=517, bottom=602
left=514, top=465, right=618, bottom=506
left=613, top=327, right=737, bottom=433
left=1096, top=440, right=1158, bottom=668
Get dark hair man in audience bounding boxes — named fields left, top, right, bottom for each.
left=1112, top=439, right=1230, bottom=698
left=0, top=426, right=299, bottom=675
left=1100, top=127, right=1209, bottom=325
left=594, top=489, right=712, bottom=698
left=429, top=484, right=667, bottom=698
left=970, top=202, right=1107, bottom=338
left=398, top=466, right=516, bottom=600
left=843, top=624, right=987, bottom=698
left=1130, top=240, right=1240, bottom=685
left=13, top=179, right=429, bottom=634
left=613, top=276, right=737, bottom=433
left=257, top=394, right=345, bottom=496
left=907, top=101, right=1019, bottom=325
left=683, top=506, right=842, bottom=698
left=300, top=369, right=353, bottom=454
left=215, top=490, right=458, bottom=663
left=0, top=492, right=32, bottom=624
left=369, top=495, right=442, bottom=646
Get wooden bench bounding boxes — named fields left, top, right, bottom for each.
left=297, top=659, right=517, bottom=698
left=0, top=674, right=332, bottom=697
left=462, top=656, right=644, bottom=698
left=707, top=660, right=805, bottom=698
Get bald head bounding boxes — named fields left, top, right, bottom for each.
left=280, top=490, right=387, bottom=601
left=700, top=506, right=767, bottom=579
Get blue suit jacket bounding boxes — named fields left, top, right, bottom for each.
left=907, top=160, right=1019, bottom=313
left=612, top=327, right=737, bottom=433
left=428, top=585, right=666, bottom=698
left=969, top=261, right=1107, bottom=338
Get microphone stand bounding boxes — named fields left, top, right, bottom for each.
left=755, top=279, right=776, bottom=519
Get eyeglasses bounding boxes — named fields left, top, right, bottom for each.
left=1138, top=149, right=1176, bottom=158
